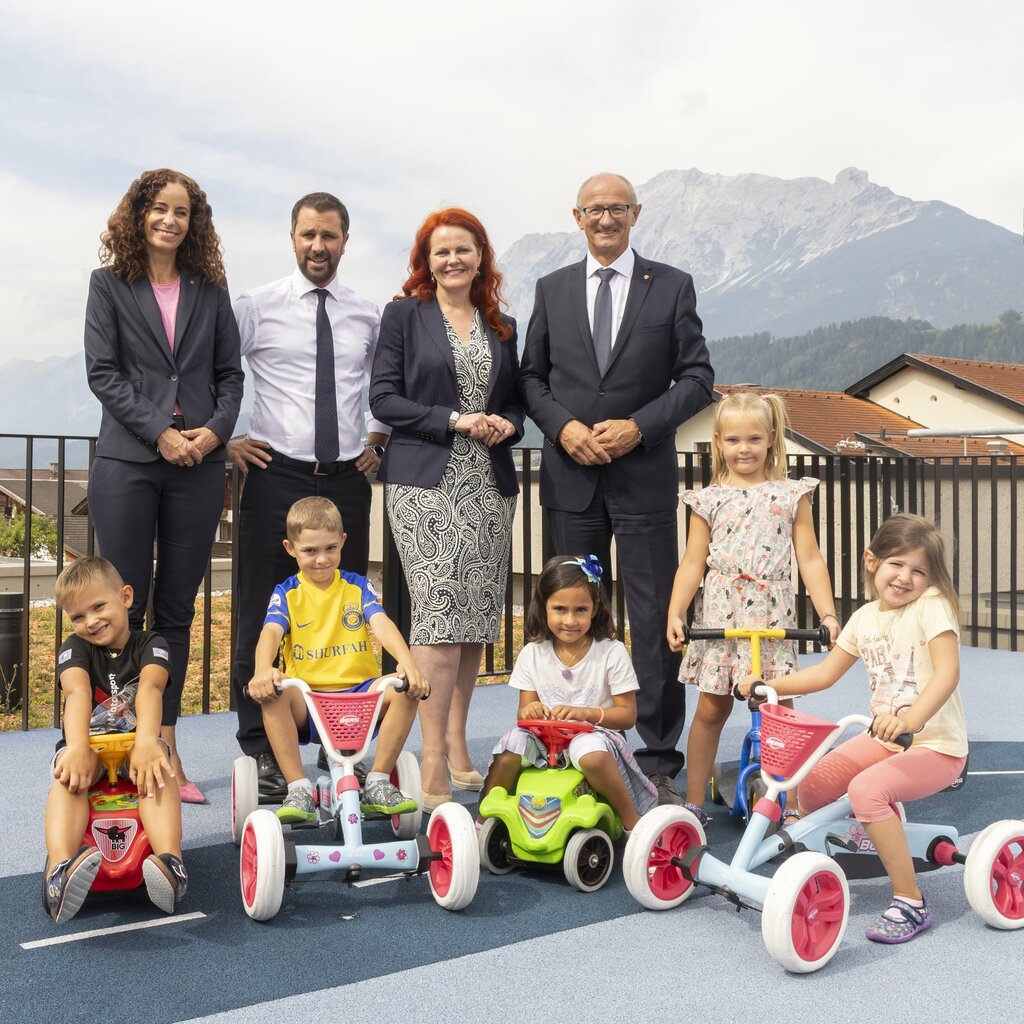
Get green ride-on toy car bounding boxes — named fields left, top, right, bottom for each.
left=477, top=719, right=621, bottom=892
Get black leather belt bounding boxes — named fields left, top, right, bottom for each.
left=266, top=447, right=356, bottom=477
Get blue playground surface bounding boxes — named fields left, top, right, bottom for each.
left=1, top=646, right=1021, bottom=1024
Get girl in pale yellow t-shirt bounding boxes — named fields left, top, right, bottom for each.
left=738, top=514, right=966, bottom=946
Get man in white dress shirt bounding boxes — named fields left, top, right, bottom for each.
left=227, top=192, right=389, bottom=793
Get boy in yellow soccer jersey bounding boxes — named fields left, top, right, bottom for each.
left=247, top=497, right=430, bottom=821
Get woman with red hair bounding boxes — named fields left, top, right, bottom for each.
left=370, top=209, right=522, bottom=808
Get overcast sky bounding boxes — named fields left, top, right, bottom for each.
left=0, top=0, right=1020, bottom=366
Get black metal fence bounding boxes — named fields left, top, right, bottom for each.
left=2, top=433, right=1021, bottom=730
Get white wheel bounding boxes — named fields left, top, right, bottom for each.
left=964, top=819, right=1024, bottom=929
left=479, top=817, right=514, bottom=875
left=231, top=756, right=259, bottom=846
left=239, top=809, right=285, bottom=921
left=623, top=805, right=706, bottom=910
left=390, top=751, right=423, bottom=839
left=762, top=852, right=849, bottom=973
left=563, top=829, right=615, bottom=892
left=425, top=802, right=479, bottom=910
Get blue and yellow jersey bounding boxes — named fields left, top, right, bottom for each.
left=264, top=570, right=384, bottom=690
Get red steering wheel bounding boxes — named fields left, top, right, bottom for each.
left=518, top=719, right=595, bottom=765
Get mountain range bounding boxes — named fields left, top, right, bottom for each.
left=499, top=167, right=1024, bottom=339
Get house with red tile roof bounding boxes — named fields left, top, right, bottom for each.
left=846, top=354, right=1024, bottom=448
left=676, top=356, right=1024, bottom=458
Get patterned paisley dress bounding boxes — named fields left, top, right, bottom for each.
left=679, top=477, right=818, bottom=694
left=385, top=311, right=516, bottom=644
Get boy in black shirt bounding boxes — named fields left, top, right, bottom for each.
left=44, top=557, right=187, bottom=922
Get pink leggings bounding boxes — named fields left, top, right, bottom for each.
left=797, top=732, right=967, bottom=823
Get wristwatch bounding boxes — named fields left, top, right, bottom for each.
left=448, top=410, right=460, bottom=432
left=367, top=444, right=386, bottom=459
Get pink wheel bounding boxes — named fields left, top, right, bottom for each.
left=965, top=820, right=1024, bottom=929
left=426, top=802, right=479, bottom=911
left=428, top=812, right=453, bottom=899
left=623, top=806, right=706, bottom=910
left=762, top=852, right=849, bottom=973
left=239, top=809, right=284, bottom=921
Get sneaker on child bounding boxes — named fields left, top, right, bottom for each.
left=276, top=786, right=317, bottom=824
left=865, top=898, right=933, bottom=944
left=682, top=802, right=709, bottom=828
left=45, top=846, right=102, bottom=923
left=361, top=779, right=417, bottom=815
left=143, top=852, right=189, bottom=914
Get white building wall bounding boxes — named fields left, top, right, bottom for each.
left=865, top=368, right=1024, bottom=445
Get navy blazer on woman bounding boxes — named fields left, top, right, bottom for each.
left=369, top=297, right=523, bottom=497
left=84, top=267, right=244, bottom=462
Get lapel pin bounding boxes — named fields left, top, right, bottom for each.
left=643, top=274, right=650, bottom=281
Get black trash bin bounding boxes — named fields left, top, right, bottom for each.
left=0, top=591, right=24, bottom=711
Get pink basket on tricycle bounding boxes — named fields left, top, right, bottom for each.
left=758, top=704, right=837, bottom=778
left=308, top=690, right=383, bottom=754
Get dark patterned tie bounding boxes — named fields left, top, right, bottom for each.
left=593, top=267, right=616, bottom=374
left=313, top=289, right=339, bottom=465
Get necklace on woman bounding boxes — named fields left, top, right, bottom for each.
left=555, top=636, right=592, bottom=680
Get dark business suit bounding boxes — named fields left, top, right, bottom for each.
left=519, top=250, right=713, bottom=776
left=84, top=267, right=243, bottom=722
left=370, top=297, right=523, bottom=494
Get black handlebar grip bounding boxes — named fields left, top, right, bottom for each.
left=893, top=732, right=913, bottom=750
left=686, top=626, right=830, bottom=645
left=241, top=682, right=283, bottom=702
left=686, top=627, right=726, bottom=641
left=778, top=626, right=832, bottom=646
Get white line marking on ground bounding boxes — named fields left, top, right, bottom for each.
left=967, top=770, right=1024, bottom=776
left=20, top=911, right=206, bottom=949
left=351, top=872, right=411, bottom=888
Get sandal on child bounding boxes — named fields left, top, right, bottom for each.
left=865, top=898, right=933, bottom=944
left=682, top=802, right=709, bottom=828
left=781, top=808, right=802, bottom=829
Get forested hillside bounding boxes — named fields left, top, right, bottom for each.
left=708, top=311, right=1024, bottom=390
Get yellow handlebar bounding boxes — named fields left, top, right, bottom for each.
left=89, top=732, right=136, bottom=783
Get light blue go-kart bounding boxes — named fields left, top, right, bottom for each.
left=623, top=636, right=1024, bottom=973
left=231, top=676, right=479, bottom=921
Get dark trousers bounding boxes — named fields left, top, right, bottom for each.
left=230, top=456, right=371, bottom=755
left=546, top=481, right=684, bottom=777
left=88, top=455, right=226, bottom=726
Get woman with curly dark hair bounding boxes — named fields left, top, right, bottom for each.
left=84, top=168, right=243, bottom=803
left=370, top=208, right=523, bottom=808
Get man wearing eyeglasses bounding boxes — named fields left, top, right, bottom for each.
left=520, top=172, right=714, bottom=805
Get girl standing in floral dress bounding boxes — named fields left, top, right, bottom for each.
left=666, top=392, right=839, bottom=825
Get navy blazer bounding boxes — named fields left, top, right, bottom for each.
left=519, top=250, right=714, bottom=514
left=369, top=297, right=523, bottom=497
left=84, top=267, right=244, bottom=462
